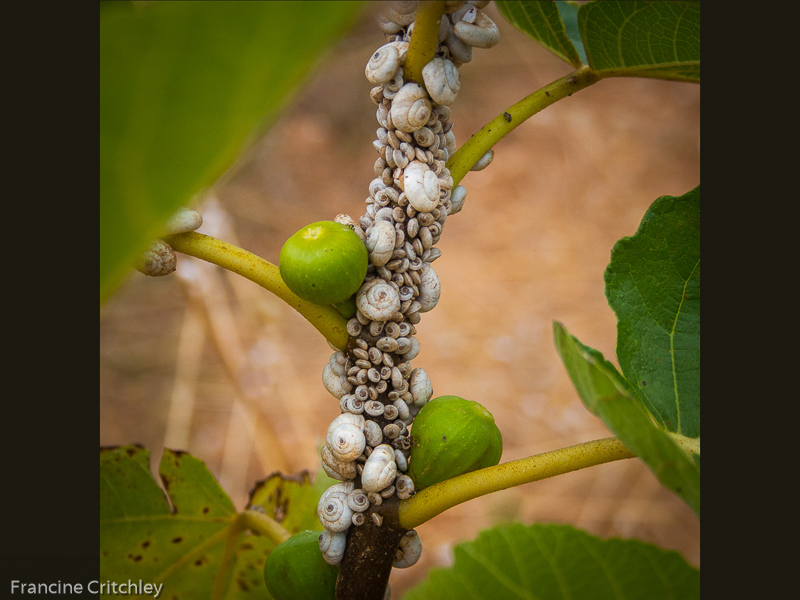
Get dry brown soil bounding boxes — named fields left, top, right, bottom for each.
left=100, top=5, right=700, bottom=596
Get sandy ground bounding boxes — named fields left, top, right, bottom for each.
left=100, top=4, right=700, bottom=597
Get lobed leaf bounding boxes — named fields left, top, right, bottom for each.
left=100, top=1, right=364, bottom=303
left=495, top=0, right=584, bottom=68
left=100, top=446, right=278, bottom=599
left=403, top=522, right=699, bottom=600
left=247, top=467, right=338, bottom=534
left=604, top=187, right=700, bottom=439
left=553, top=323, right=699, bottom=516
left=578, top=1, right=700, bottom=82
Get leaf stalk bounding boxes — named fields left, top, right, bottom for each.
left=447, top=66, right=601, bottom=185
left=164, top=232, right=350, bottom=350
left=399, top=436, right=634, bottom=529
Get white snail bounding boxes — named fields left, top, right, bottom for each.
left=326, top=422, right=366, bottom=462
left=409, top=367, right=433, bottom=407
left=422, top=57, right=461, bottom=106
left=164, top=207, right=203, bottom=235
left=364, top=419, right=383, bottom=447
left=395, top=474, right=415, bottom=499
left=356, top=279, right=401, bottom=322
left=393, top=449, right=409, bottom=472
left=366, top=220, right=396, bottom=266
left=318, top=481, right=355, bottom=532
left=453, top=8, right=499, bottom=48
left=322, top=362, right=353, bottom=400
left=319, top=529, right=348, bottom=566
left=321, top=445, right=358, bottom=481
left=365, top=43, right=401, bottom=84
left=470, top=149, right=494, bottom=171
left=386, top=0, right=417, bottom=27
left=361, top=444, right=397, bottom=492
left=444, top=27, right=473, bottom=65
left=328, top=412, right=366, bottom=432
left=390, top=83, right=432, bottom=133
left=416, top=264, right=441, bottom=312
left=347, top=488, right=370, bottom=512
left=393, top=529, right=422, bottom=568
left=448, top=185, right=467, bottom=215
left=403, top=161, right=440, bottom=213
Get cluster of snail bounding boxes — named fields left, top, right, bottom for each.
left=316, top=0, right=500, bottom=575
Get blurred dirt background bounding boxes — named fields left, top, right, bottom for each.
left=100, top=3, right=700, bottom=596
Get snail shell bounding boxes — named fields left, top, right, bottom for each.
left=364, top=419, right=383, bottom=447
left=321, top=445, right=357, bottom=481
left=366, top=43, right=401, bottom=84
left=322, top=363, right=352, bottom=400
left=347, top=488, right=370, bottom=512
left=386, top=1, right=417, bottom=27
left=393, top=529, right=422, bottom=568
left=328, top=412, right=366, bottom=432
left=164, top=207, right=203, bottom=234
left=319, top=529, right=347, bottom=566
left=409, top=367, right=433, bottom=407
left=417, top=264, right=441, bottom=312
left=366, top=220, right=396, bottom=267
left=134, top=239, right=177, bottom=277
left=444, top=130, right=457, bottom=157
left=470, top=149, right=494, bottom=171
left=454, top=9, right=500, bottom=48
left=395, top=473, right=415, bottom=499
left=390, top=83, right=432, bottom=133
left=356, top=279, right=401, bottom=321
left=449, top=185, right=467, bottom=215
left=361, top=444, right=397, bottom=492
left=403, top=161, right=440, bottom=213
left=394, top=448, right=409, bottom=472
left=318, top=481, right=355, bottom=532
left=422, top=57, right=461, bottom=106
left=326, top=422, right=366, bottom=462
left=445, top=28, right=473, bottom=65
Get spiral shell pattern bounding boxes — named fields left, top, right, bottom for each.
left=317, top=0, right=500, bottom=569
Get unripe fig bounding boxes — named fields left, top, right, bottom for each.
left=279, top=221, right=368, bottom=306
left=407, top=395, right=502, bottom=490
left=263, top=530, right=339, bottom=600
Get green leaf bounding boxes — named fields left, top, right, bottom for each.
left=100, top=446, right=276, bottom=599
left=495, top=0, right=584, bottom=68
left=553, top=323, right=699, bottom=516
left=247, top=466, right=338, bottom=534
left=404, top=522, right=699, bottom=600
left=100, top=0, right=364, bottom=303
left=555, top=2, right=588, bottom=65
left=604, top=187, right=700, bottom=438
left=578, top=1, right=700, bottom=82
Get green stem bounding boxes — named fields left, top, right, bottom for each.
left=399, top=436, right=634, bottom=529
left=447, top=66, right=602, bottom=186
left=667, top=432, right=700, bottom=455
left=164, top=232, right=350, bottom=351
left=209, top=511, right=290, bottom=600
left=404, top=1, right=445, bottom=85
left=239, top=509, right=292, bottom=546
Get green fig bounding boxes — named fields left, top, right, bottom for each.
left=408, top=395, right=502, bottom=490
left=279, top=221, right=368, bottom=306
left=263, top=530, right=339, bottom=600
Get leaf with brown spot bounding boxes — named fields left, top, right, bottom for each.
left=100, top=446, right=279, bottom=599
left=247, top=466, right=338, bottom=534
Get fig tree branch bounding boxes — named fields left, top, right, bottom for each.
left=403, top=1, right=445, bottom=84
